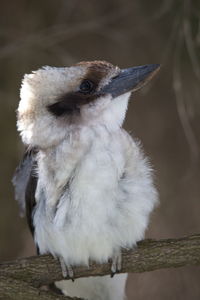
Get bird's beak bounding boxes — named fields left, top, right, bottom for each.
left=101, top=64, right=160, bottom=98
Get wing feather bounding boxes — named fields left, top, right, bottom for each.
left=12, top=148, right=38, bottom=235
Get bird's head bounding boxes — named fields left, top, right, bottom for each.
left=18, top=60, right=160, bottom=148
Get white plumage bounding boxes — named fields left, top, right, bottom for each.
left=15, top=61, right=159, bottom=300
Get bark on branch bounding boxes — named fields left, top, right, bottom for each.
left=1, top=234, right=200, bottom=300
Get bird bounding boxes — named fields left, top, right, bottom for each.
left=13, top=60, right=159, bottom=300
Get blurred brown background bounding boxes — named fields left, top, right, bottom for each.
left=0, top=0, right=200, bottom=299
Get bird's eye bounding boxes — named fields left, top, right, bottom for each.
left=79, top=80, right=95, bottom=94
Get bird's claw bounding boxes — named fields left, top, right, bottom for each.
left=59, top=257, right=74, bottom=281
left=110, top=251, right=122, bottom=278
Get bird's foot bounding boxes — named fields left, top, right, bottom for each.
left=110, top=251, right=122, bottom=278
left=59, top=257, right=74, bottom=281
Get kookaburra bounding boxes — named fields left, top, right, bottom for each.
left=13, top=61, right=159, bottom=300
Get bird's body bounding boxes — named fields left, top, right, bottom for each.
left=13, top=61, right=159, bottom=300
left=34, top=124, right=155, bottom=266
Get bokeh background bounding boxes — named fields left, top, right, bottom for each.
left=1, top=0, right=200, bottom=299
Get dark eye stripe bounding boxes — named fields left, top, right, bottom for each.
left=47, top=92, right=99, bottom=116
left=47, top=100, right=79, bottom=116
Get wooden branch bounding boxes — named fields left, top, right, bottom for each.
left=1, top=234, right=200, bottom=300
left=0, top=277, right=82, bottom=300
